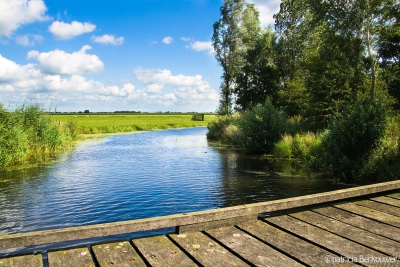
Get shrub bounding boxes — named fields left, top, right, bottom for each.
left=207, top=115, right=240, bottom=145
left=312, top=98, right=388, bottom=182
left=362, top=115, right=400, bottom=181
left=236, top=99, right=288, bottom=153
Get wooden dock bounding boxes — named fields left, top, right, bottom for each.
left=0, top=180, right=399, bottom=266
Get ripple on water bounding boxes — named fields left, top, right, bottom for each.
left=0, top=127, right=351, bottom=234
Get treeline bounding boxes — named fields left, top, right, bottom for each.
left=0, top=103, right=77, bottom=168
left=209, top=0, right=400, bottom=183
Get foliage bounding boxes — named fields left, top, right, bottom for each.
left=311, top=98, right=388, bottom=182
left=0, top=103, right=76, bottom=168
left=236, top=99, right=288, bottom=153
left=213, top=0, right=246, bottom=114
left=273, top=132, right=321, bottom=160
left=362, top=115, right=400, bottom=182
left=206, top=115, right=240, bottom=145
left=235, top=29, right=280, bottom=111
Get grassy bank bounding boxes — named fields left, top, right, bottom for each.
left=51, top=113, right=215, bottom=134
left=0, top=104, right=76, bottom=169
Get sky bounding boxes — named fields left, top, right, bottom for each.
left=0, top=0, right=280, bottom=112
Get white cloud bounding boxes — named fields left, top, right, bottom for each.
left=180, top=37, right=191, bottom=42
left=146, top=83, right=164, bottom=93
left=92, top=34, right=124, bottom=45
left=248, top=0, right=281, bottom=27
left=162, top=36, right=173, bottom=44
left=15, top=34, right=43, bottom=46
left=188, top=41, right=214, bottom=55
left=0, top=0, right=49, bottom=37
left=0, top=55, right=217, bottom=112
left=134, top=68, right=218, bottom=103
left=27, top=45, right=104, bottom=75
left=0, top=54, right=39, bottom=83
left=49, top=21, right=96, bottom=39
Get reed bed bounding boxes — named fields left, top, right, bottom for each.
left=0, top=104, right=76, bottom=168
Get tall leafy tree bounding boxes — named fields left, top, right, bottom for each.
left=236, top=29, right=280, bottom=110
left=377, top=0, right=400, bottom=109
left=212, top=0, right=246, bottom=114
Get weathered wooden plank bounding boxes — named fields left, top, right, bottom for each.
left=0, top=255, right=42, bottom=267
left=178, top=214, right=257, bottom=233
left=47, top=247, right=94, bottom=267
left=335, top=202, right=400, bottom=228
left=1, top=181, right=399, bottom=250
left=387, top=192, right=400, bottom=200
left=91, top=241, right=146, bottom=267
left=239, top=221, right=356, bottom=267
left=206, top=226, right=304, bottom=267
left=290, top=210, right=400, bottom=257
left=265, top=215, right=393, bottom=266
left=371, top=195, right=400, bottom=207
left=132, top=235, right=197, bottom=267
left=354, top=199, right=400, bottom=217
left=313, top=206, right=400, bottom=242
left=169, top=231, right=248, bottom=266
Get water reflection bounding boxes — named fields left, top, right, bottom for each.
left=0, top=127, right=350, bottom=235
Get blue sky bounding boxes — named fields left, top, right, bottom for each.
left=0, top=0, right=280, bottom=112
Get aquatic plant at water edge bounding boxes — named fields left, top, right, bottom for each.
left=206, top=115, right=240, bottom=144
left=273, top=132, right=322, bottom=160
left=0, top=103, right=76, bottom=168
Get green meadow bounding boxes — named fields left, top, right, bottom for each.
left=51, top=113, right=216, bottom=134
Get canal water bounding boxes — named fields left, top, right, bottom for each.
left=0, top=127, right=350, bottom=235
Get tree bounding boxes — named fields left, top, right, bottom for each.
left=212, top=0, right=246, bottom=114
left=235, top=29, right=280, bottom=110
left=377, top=0, right=400, bottom=109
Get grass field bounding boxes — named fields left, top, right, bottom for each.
left=51, top=113, right=216, bottom=134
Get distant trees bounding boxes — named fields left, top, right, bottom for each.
left=213, top=0, right=400, bottom=129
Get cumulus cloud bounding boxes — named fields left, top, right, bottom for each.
left=248, top=0, right=281, bottom=27
left=92, top=34, right=124, bottom=45
left=0, top=54, right=40, bottom=84
left=49, top=21, right=96, bottom=39
left=134, top=68, right=218, bottom=102
left=15, top=34, right=43, bottom=46
left=0, top=55, right=217, bottom=112
left=181, top=38, right=214, bottom=55
left=162, top=36, right=173, bottom=44
left=188, top=41, right=214, bottom=55
left=27, top=45, right=104, bottom=75
left=0, top=0, right=49, bottom=37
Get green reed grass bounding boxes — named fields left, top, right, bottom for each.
left=0, top=103, right=76, bottom=168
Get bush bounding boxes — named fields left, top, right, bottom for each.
left=206, top=115, right=240, bottom=145
left=312, top=98, right=388, bottom=182
left=362, top=115, right=400, bottom=181
left=236, top=99, right=288, bottom=153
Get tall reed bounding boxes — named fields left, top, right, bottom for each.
left=0, top=103, right=76, bottom=168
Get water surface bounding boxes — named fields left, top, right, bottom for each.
left=0, top=127, right=350, bottom=235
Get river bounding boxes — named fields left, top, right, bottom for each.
left=0, top=127, right=351, bottom=236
